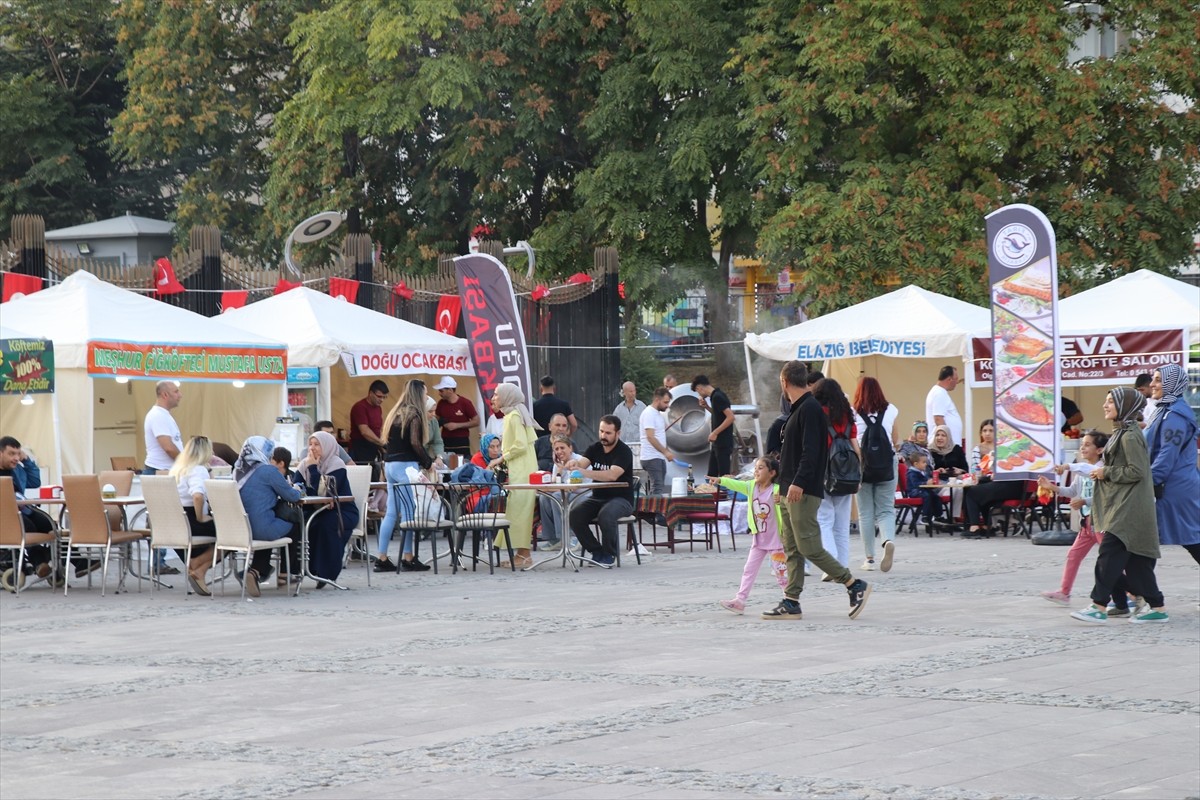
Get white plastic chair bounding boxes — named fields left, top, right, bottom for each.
left=204, top=479, right=293, bottom=600
left=344, top=465, right=372, bottom=586
left=140, top=475, right=217, bottom=596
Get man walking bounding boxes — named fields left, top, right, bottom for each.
left=567, top=416, right=634, bottom=567
left=612, top=381, right=646, bottom=445
left=764, top=360, right=871, bottom=620
left=348, top=380, right=389, bottom=464
left=691, top=375, right=735, bottom=477
left=639, top=387, right=673, bottom=495
left=433, top=376, right=478, bottom=457
left=925, top=366, right=963, bottom=447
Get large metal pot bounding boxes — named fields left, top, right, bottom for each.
left=665, top=393, right=711, bottom=455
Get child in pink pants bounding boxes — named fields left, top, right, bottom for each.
left=712, top=457, right=787, bottom=614
left=1040, top=430, right=1107, bottom=605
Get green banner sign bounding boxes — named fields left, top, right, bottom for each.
left=1, top=338, right=54, bottom=394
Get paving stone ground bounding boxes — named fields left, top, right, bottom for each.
left=2, top=529, right=1198, bottom=800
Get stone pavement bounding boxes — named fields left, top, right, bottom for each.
left=2, top=531, right=1198, bottom=800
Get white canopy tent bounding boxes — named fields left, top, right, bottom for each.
left=0, top=271, right=288, bottom=479
left=744, top=285, right=992, bottom=448
left=0, top=322, right=61, bottom=479
left=218, top=287, right=477, bottom=445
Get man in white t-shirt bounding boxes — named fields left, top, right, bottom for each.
left=638, top=387, right=673, bottom=496
left=144, top=381, right=183, bottom=473
left=925, top=365, right=963, bottom=447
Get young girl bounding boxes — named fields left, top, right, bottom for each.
left=1038, top=430, right=1107, bottom=607
left=712, top=457, right=787, bottom=614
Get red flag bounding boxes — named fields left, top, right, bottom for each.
left=435, top=295, right=461, bottom=335
left=618, top=281, right=625, bottom=300
left=274, top=279, right=301, bottom=295
left=2, top=272, right=43, bottom=302
left=220, top=291, right=248, bottom=313
left=153, top=257, right=185, bottom=296
left=329, top=277, right=359, bottom=303
left=386, top=281, right=414, bottom=316
left=531, top=284, right=549, bottom=301
left=566, top=272, right=592, bottom=285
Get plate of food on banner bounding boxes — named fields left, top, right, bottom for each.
left=993, top=257, right=1053, bottom=323
left=997, top=381, right=1056, bottom=433
left=993, top=355, right=1057, bottom=398
left=994, top=420, right=1052, bottom=473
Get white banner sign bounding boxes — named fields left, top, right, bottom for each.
left=341, top=349, right=473, bottom=377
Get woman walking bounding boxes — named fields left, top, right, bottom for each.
left=1143, top=365, right=1200, bottom=563
left=492, top=383, right=539, bottom=569
left=851, top=376, right=898, bottom=572
left=814, top=378, right=858, bottom=569
left=374, top=380, right=435, bottom=573
left=1071, top=388, right=1168, bottom=624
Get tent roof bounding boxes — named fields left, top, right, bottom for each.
left=745, top=285, right=989, bottom=362
left=217, top=286, right=468, bottom=367
left=45, top=213, right=175, bottom=240
left=1059, top=269, right=1199, bottom=344
left=0, top=271, right=284, bottom=368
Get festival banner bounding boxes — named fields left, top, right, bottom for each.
left=340, top=348, right=473, bottom=378
left=969, top=329, right=1187, bottom=387
left=985, top=204, right=1059, bottom=481
left=87, top=340, right=287, bottom=382
left=0, top=338, right=54, bottom=395
left=452, top=253, right=533, bottom=413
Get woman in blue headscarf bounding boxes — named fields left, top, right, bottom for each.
left=234, top=435, right=302, bottom=596
left=1144, top=365, right=1200, bottom=563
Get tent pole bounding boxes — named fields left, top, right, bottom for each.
left=743, top=341, right=763, bottom=458
left=963, top=355, right=973, bottom=451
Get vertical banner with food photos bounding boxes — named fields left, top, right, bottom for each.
left=985, top=204, right=1059, bottom=481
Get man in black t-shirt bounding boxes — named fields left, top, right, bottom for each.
left=566, top=415, right=634, bottom=567
left=532, top=375, right=578, bottom=437
left=692, top=375, right=735, bottom=477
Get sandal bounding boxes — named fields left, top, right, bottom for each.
left=513, top=554, right=534, bottom=569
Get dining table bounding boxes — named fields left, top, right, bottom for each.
left=506, top=481, right=626, bottom=571
left=635, top=491, right=724, bottom=553
left=293, top=495, right=357, bottom=593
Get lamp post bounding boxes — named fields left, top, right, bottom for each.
left=283, top=211, right=343, bottom=280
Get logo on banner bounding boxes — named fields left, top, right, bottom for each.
left=992, top=223, right=1037, bottom=269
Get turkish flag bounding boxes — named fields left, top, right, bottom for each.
left=220, top=291, right=248, bottom=313
left=2, top=272, right=43, bottom=302
left=435, top=295, right=461, bottom=335
left=273, top=279, right=301, bottom=295
left=153, top=257, right=185, bottom=296
left=566, top=272, right=592, bottom=285
left=329, top=277, right=359, bottom=303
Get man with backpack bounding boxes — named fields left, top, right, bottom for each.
left=762, top=360, right=871, bottom=621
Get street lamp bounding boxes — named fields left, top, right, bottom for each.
left=284, top=211, right=343, bottom=279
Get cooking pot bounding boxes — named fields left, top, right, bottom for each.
left=665, top=394, right=711, bottom=455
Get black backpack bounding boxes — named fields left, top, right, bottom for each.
left=860, top=411, right=895, bottom=484
left=825, top=423, right=862, bottom=496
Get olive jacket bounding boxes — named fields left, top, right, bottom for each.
left=1092, top=425, right=1160, bottom=559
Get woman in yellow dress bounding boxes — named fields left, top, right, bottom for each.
left=491, top=383, right=540, bottom=568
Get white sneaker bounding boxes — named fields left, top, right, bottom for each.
left=861, top=559, right=876, bottom=571
left=880, top=540, right=895, bottom=573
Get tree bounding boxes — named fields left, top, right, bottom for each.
left=740, top=0, right=1200, bottom=313
left=0, top=0, right=168, bottom=234
left=112, top=0, right=313, bottom=257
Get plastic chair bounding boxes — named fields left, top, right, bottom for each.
left=344, top=465, right=373, bottom=586
left=97, top=469, right=135, bottom=532
left=60, top=475, right=150, bottom=596
left=140, top=475, right=217, bottom=595
left=893, top=465, right=926, bottom=536
left=204, top=479, right=293, bottom=600
left=0, top=477, right=58, bottom=594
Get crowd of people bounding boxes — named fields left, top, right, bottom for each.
left=2, top=361, right=1197, bottom=625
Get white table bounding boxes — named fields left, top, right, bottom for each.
left=506, top=482, right=627, bottom=572
left=294, top=495, right=357, bottom=593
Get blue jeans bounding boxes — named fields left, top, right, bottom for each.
left=378, top=460, right=418, bottom=559
left=857, top=474, right=898, bottom=559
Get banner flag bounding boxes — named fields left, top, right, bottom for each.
left=435, top=295, right=462, bottom=336
left=2, top=272, right=43, bottom=302
left=985, top=204, right=1060, bottom=480
left=329, top=277, right=359, bottom=304
left=452, top=253, right=533, bottom=415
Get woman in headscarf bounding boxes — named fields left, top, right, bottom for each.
left=1071, top=387, right=1167, bottom=624
left=491, top=383, right=540, bottom=568
left=928, top=425, right=969, bottom=478
left=300, top=430, right=360, bottom=586
left=235, top=435, right=303, bottom=597
left=898, top=421, right=932, bottom=465
left=1143, top=365, right=1200, bottom=563
left=472, top=433, right=502, bottom=470
left=375, top=379, right=435, bottom=573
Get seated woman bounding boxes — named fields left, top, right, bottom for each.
left=234, top=435, right=302, bottom=597
left=472, top=433, right=502, bottom=470
left=970, top=419, right=995, bottom=475
left=538, top=433, right=590, bottom=550
left=929, top=425, right=968, bottom=479
left=898, top=421, right=932, bottom=465
left=960, top=437, right=1026, bottom=539
left=168, top=435, right=218, bottom=596
left=299, top=431, right=359, bottom=587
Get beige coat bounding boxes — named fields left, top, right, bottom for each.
left=1092, top=426, right=1160, bottom=559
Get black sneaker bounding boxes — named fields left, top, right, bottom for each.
left=761, top=598, right=803, bottom=620
left=400, top=558, right=431, bottom=572
left=373, top=557, right=397, bottom=573
left=847, top=579, right=871, bottom=619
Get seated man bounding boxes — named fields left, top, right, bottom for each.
left=0, top=436, right=54, bottom=580
left=566, top=415, right=634, bottom=567
left=535, top=413, right=570, bottom=471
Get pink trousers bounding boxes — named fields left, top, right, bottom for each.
left=735, top=545, right=788, bottom=602
left=1060, top=522, right=1101, bottom=596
